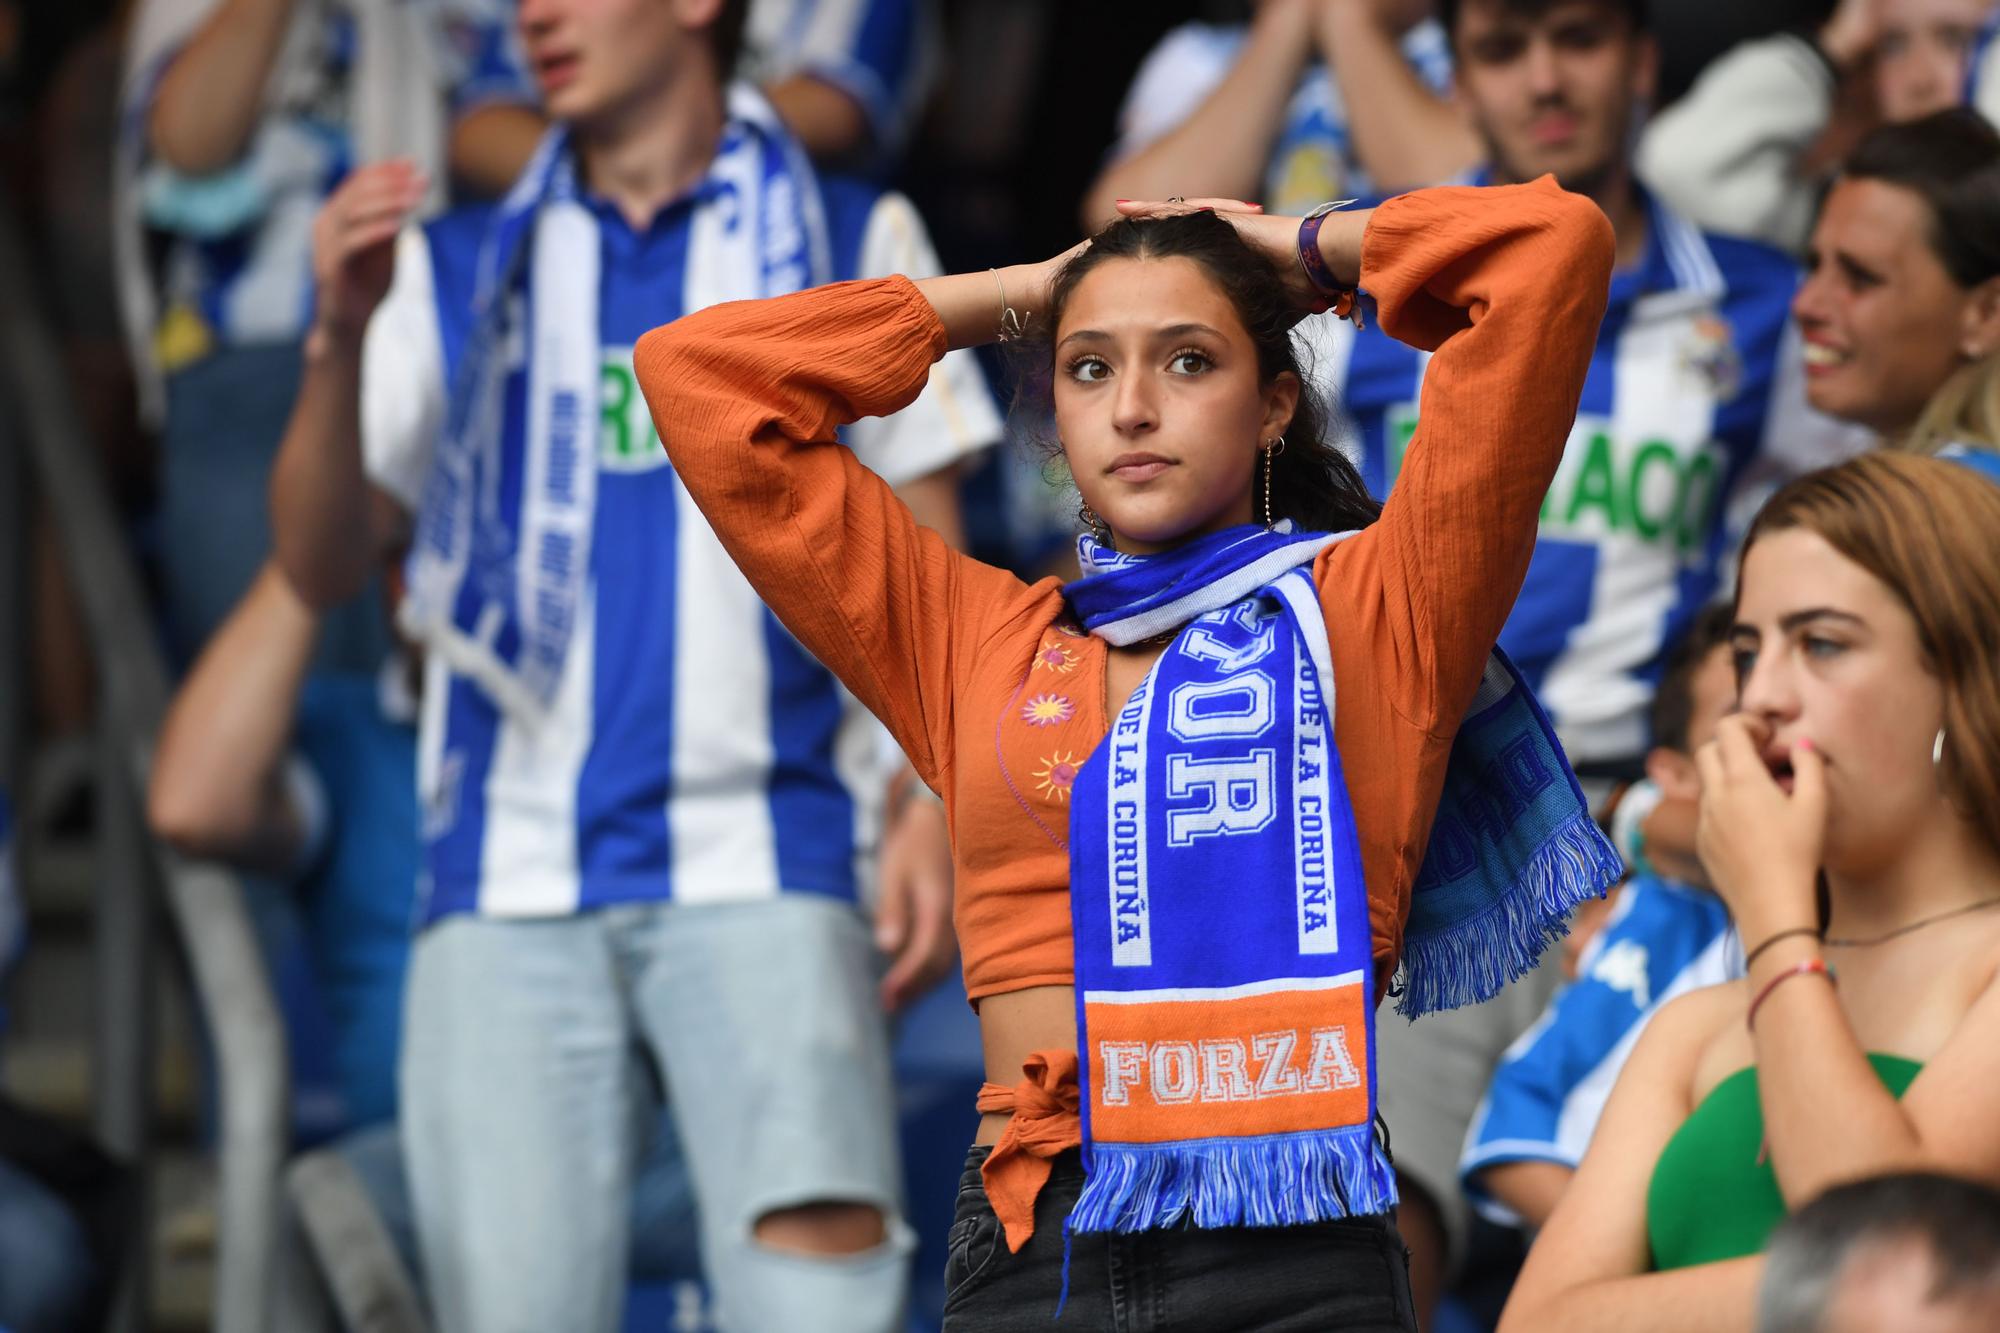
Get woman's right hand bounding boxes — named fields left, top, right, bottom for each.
left=310, top=159, right=428, bottom=348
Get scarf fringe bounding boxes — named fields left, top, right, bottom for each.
left=1394, top=810, right=1622, bottom=1019
left=1067, top=1126, right=1398, bottom=1234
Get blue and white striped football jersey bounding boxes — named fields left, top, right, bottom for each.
left=360, top=174, right=1000, bottom=923
left=1315, top=188, right=1866, bottom=762
left=1459, top=873, right=1739, bottom=1223
left=1111, top=19, right=1455, bottom=214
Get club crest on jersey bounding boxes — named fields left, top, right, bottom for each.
left=1679, top=314, right=1742, bottom=401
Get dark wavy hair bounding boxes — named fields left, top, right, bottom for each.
left=1018, top=209, right=1382, bottom=538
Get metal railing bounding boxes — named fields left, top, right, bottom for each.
left=0, top=197, right=290, bottom=1333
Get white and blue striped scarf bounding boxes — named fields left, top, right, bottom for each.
left=1062, top=523, right=1620, bottom=1235
left=401, top=85, right=831, bottom=720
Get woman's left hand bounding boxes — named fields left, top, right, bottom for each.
left=1695, top=714, right=1827, bottom=942
left=1115, top=197, right=1371, bottom=315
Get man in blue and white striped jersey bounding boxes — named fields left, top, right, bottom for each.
left=1460, top=605, right=1742, bottom=1230
left=266, top=0, right=1000, bottom=1329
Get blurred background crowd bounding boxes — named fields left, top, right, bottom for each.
left=3, top=0, right=2000, bottom=1330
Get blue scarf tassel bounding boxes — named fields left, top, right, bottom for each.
left=1068, top=1124, right=1398, bottom=1234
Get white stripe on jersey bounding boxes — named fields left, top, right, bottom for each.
left=476, top=587, right=596, bottom=915
left=1536, top=299, right=1725, bottom=761
left=666, top=479, right=782, bottom=904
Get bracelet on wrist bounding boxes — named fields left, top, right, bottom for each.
left=1746, top=957, right=1835, bottom=1033
left=990, top=268, right=1026, bottom=343
left=1744, top=924, right=1822, bottom=970
left=1297, top=200, right=1364, bottom=328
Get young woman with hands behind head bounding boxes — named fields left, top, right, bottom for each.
left=634, top=180, right=1614, bottom=1328
left=1502, top=451, right=2000, bottom=1332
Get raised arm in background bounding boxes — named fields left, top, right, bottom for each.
left=1635, top=0, right=1877, bottom=254
left=1313, top=0, right=1479, bottom=192
left=1080, top=0, right=1476, bottom=229
left=269, top=160, right=428, bottom=609
left=147, top=562, right=319, bottom=876
left=147, top=0, right=299, bottom=174
left=1080, top=1, right=1321, bottom=227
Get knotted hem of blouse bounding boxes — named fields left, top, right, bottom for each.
left=974, top=1047, right=1081, bottom=1253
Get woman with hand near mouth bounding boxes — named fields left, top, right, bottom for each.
left=1503, top=451, right=2000, bottom=1332
left=1794, top=108, right=2000, bottom=482
left=633, top=180, right=1617, bottom=1327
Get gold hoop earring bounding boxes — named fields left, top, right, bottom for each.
left=1079, top=498, right=1110, bottom=543
left=1261, top=436, right=1286, bottom=529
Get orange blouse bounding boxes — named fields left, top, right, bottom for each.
left=635, top=178, right=1611, bottom=1009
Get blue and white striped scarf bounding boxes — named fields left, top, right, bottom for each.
left=401, top=85, right=831, bottom=720
left=1062, top=523, right=1620, bottom=1234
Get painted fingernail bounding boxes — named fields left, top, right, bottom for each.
left=1115, top=198, right=1131, bottom=204
left=1795, top=738, right=1815, bottom=752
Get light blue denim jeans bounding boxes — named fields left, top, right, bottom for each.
left=399, top=896, right=912, bottom=1333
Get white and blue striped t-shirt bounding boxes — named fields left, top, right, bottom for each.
left=360, top=174, right=1000, bottom=923
left=1318, top=187, right=1866, bottom=763
left=1111, top=19, right=1455, bottom=213
left=1459, top=873, right=1739, bottom=1223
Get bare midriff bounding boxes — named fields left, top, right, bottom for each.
left=974, top=985, right=1079, bottom=1145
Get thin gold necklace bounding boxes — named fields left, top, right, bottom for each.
left=1824, top=894, right=2000, bottom=948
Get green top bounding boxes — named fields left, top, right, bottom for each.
left=1645, top=1052, right=1923, bottom=1270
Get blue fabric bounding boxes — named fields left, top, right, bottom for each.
left=1941, top=443, right=2000, bottom=487
left=293, top=677, right=420, bottom=1127
left=1066, top=529, right=1387, bottom=1233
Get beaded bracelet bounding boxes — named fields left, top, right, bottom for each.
left=1297, top=201, right=1364, bottom=328
left=1746, top=957, right=1835, bottom=1033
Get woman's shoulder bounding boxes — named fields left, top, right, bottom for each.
left=1653, top=980, right=1754, bottom=1103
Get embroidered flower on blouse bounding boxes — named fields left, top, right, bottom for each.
left=1033, top=639, right=1078, bottom=674
left=1022, top=693, right=1075, bottom=727
left=1034, top=752, right=1080, bottom=802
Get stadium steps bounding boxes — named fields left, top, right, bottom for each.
left=4, top=751, right=218, bottom=1332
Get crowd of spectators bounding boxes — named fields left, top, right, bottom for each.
left=3, top=0, right=1999, bottom=1330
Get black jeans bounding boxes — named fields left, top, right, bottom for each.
left=941, top=1147, right=1418, bottom=1332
